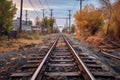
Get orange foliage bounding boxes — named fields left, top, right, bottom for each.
left=74, top=4, right=104, bottom=36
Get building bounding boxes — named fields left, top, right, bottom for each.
left=53, top=24, right=59, bottom=33
left=31, top=25, right=41, bottom=33
left=13, top=17, right=32, bottom=31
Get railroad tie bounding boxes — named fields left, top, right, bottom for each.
left=44, top=72, right=81, bottom=76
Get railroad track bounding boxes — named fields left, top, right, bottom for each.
left=10, top=34, right=118, bottom=80
left=65, top=36, right=120, bottom=80
left=101, top=51, right=120, bottom=61
left=9, top=35, right=58, bottom=80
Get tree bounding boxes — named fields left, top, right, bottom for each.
left=99, top=0, right=112, bottom=35
left=0, top=0, right=16, bottom=36
left=74, top=4, right=104, bottom=36
left=48, top=18, right=55, bottom=33
left=99, top=0, right=120, bottom=40
left=71, top=24, right=75, bottom=33
left=35, top=16, right=40, bottom=25
left=110, top=0, right=120, bottom=39
left=40, top=17, right=55, bottom=33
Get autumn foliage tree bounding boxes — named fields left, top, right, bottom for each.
left=39, top=17, right=55, bottom=34
left=99, top=0, right=120, bottom=40
left=74, top=4, right=104, bottom=36
left=71, top=24, right=75, bottom=33
left=0, top=0, right=16, bottom=36
left=74, top=0, right=120, bottom=41
left=110, top=0, right=120, bottom=40
left=99, top=0, right=112, bottom=35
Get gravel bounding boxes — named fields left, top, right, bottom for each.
left=66, top=36, right=120, bottom=75
left=0, top=41, right=45, bottom=79
left=0, top=35, right=58, bottom=80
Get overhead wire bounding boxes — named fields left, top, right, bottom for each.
left=25, top=0, right=37, bottom=18
left=38, top=0, right=48, bottom=17
left=44, top=0, right=50, bottom=10
left=71, top=0, right=87, bottom=16
left=38, top=0, right=44, bottom=9
left=72, top=0, right=77, bottom=16
left=28, top=0, right=41, bottom=17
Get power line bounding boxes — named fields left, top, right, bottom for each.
left=29, top=0, right=41, bottom=16
left=28, top=0, right=41, bottom=17
left=38, top=0, right=44, bottom=9
left=44, top=0, right=50, bottom=9
left=72, top=0, right=76, bottom=16
left=54, top=17, right=69, bottom=19
left=72, top=1, right=76, bottom=11
left=25, top=0, right=37, bottom=18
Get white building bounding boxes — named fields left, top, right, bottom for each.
left=31, top=25, right=41, bottom=33
left=13, top=17, right=32, bottom=31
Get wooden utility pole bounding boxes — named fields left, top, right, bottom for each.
left=25, top=10, right=28, bottom=26
left=19, top=0, right=23, bottom=33
left=42, top=9, right=45, bottom=19
left=50, top=9, right=54, bottom=33
left=42, top=9, right=45, bottom=33
left=80, top=0, right=82, bottom=11
left=77, top=0, right=84, bottom=11
left=66, top=18, right=68, bottom=27
left=68, top=10, right=72, bottom=33
left=50, top=9, right=53, bottom=19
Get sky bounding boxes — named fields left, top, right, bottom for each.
left=12, top=0, right=113, bottom=26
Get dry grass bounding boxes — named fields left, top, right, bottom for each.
left=66, top=33, right=104, bottom=51
left=67, top=34, right=103, bottom=46
left=0, top=33, right=42, bottom=53
left=85, top=36, right=103, bottom=47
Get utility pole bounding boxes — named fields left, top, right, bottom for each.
left=42, top=9, right=45, bottom=19
left=68, top=10, right=71, bottom=33
left=77, top=0, right=84, bottom=11
left=25, top=10, right=28, bottom=26
left=19, top=0, right=23, bottom=33
left=50, top=9, right=53, bottom=19
left=50, top=9, right=54, bottom=33
left=66, top=18, right=68, bottom=27
left=42, top=9, right=45, bottom=33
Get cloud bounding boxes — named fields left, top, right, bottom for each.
left=13, top=0, right=103, bottom=25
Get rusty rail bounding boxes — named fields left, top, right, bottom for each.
left=63, top=35, right=96, bottom=80
left=30, top=35, right=59, bottom=80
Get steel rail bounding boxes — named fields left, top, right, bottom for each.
left=101, top=51, right=120, bottom=61
left=30, top=35, right=59, bottom=80
left=63, top=35, right=96, bottom=80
